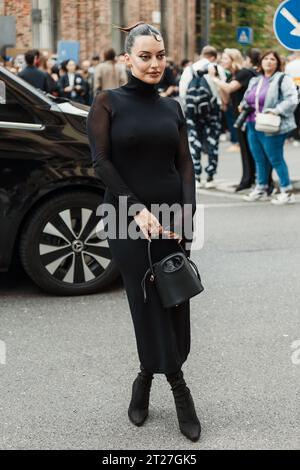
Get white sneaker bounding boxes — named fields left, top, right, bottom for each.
left=205, top=180, right=216, bottom=189
left=271, top=191, right=296, bottom=205
left=226, top=144, right=240, bottom=153
left=243, top=188, right=269, bottom=202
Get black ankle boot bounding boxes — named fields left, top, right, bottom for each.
left=128, top=366, right=154, bottom=426
left=166, top=369, right=201, bottom=442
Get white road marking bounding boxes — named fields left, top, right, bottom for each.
left=204, top=202, right=259, bottom=208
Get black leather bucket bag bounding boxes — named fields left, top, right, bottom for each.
left=141, top=240, right=204, bottom=309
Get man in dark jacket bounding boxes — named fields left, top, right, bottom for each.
left=18, top=50, right=49, bottom=92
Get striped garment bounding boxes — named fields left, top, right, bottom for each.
left=185, top=71, right=222, bottom=179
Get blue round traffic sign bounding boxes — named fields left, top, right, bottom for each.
left=274, top=0, right=300, bottom=51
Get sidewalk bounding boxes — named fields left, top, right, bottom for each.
left=201, top=139, right=300, bottom=194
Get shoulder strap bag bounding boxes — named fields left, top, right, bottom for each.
left=141, top=240, right=204, bottom=309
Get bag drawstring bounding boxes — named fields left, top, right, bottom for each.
left=141, top=268, right=155, bottom=303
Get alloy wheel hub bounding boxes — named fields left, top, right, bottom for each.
left=72, top=239, right=84, bottom=253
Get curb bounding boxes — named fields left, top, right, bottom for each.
left=200, top=179, right=300, bottom=194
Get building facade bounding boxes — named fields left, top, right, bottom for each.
left=0, top=0, right=199, bottom=63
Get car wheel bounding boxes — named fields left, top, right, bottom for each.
left=19, top=191, right=120, bottom=295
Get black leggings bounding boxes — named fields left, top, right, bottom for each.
left=237, top=128, right=255, bottom=187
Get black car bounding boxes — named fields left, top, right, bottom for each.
left=0, top=65, right=119, bottom=295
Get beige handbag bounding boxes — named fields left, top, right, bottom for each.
left=254, top=78, right=281, bottom=134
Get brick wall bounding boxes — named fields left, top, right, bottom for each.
left=2, top=0, right=32, bottom=49
left=60, top=0, right=113, bottom=59
left=2, top=0, right=197, bottom=64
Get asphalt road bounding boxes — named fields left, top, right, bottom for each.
left=0, top=141, right=300, bottom=450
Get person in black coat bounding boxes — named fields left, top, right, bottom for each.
left=18, top=50, right=49, bottom=92
left=58, top=59, right=88, bottom=104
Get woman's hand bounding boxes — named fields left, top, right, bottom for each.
left=163, top=230, right=183, bottom=242
left=134, top=209, right=183, bottom=242
left=134, top=208, right=163, bottom=241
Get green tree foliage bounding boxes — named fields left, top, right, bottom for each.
left=202, top=0, right=285, bottom=53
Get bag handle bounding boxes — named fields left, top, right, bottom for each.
left=255, top=77, right=264, bottom=115
left=278, top=73, right=285, bottom=102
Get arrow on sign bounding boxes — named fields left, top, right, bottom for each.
left=280, top=7, right=300, bottom=37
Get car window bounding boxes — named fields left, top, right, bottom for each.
left=0, top=85, right=39, bottom=124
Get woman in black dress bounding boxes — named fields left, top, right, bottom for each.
left=87, top=22, right=200, bottom=442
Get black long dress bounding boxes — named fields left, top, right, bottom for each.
left=87, top=73, right=196, bottom=374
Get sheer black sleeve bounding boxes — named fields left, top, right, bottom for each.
left=87, top=91, right=146, bottom=210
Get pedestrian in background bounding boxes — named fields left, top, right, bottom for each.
left=244, top=48, right=261, bottom=75
left=18, top=49, right=49, bottom=93
left=182, top=46, right=226, bottom=188
left=222, top=48, right=261, bottom=154
left=58, top=59, right=88, bottom=104
left=156, top=58, right=179, bottom=97
left=117, top=52, right=131, bottom=80
left=209, top=48, right=257, bottom=192
left=89, top=54, right=100, bottom=74
left=38, top=55, right=59, bottom=95
left=285, top=51, right=300, bottom=146
left=80, top=59, right=94, bottom=104
left=93, top=48, right=127, bottom=94
left=241, top=51, right=298, bottom=205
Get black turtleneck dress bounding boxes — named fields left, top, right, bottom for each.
left=87, top=74, right=196, bottom=375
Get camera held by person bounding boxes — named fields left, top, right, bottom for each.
left=234, top=104, right=254, bottom=131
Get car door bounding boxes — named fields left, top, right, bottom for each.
left=0, top=71, right=55, bottom=270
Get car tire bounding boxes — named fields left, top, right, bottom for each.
left=19, top=190, right=120, bottom=295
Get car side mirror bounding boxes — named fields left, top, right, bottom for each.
left=0, top=80, right=6, bottom=104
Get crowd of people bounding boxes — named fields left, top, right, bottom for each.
left=1, top=45, right=300, bottom=205
left=180, top=46, right=300, bottom=205
left=1, top=47, right=184, bottom=105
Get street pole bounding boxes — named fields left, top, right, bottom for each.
left=204, top=0, right=210, bottom=46
left=200, top=0, right=210, bottom=48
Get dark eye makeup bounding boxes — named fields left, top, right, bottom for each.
left=139, top=52, right=166, bottom=60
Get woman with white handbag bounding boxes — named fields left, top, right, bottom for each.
left=239, top=51, right=298, bottom=205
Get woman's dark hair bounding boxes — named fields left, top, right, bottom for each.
left=181, top=59, right=190, bottom=68
left=114, top=21, right=163, bottom=54
left=260, top=50, right=282, bottom=74
left=104, top=48, right=116, bottom=61
left=51, top=64, right=60, bottom=75
left=60, top=60, right=69, bottom=73
left=247, top=48, right=261, bottom=68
